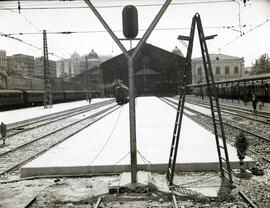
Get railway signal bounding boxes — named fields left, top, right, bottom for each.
left=83, top=0, right=172, bottom=185
left=235, top=131, right=250, bottom=177
left=122, top=5, right=138, bottom=40
left=235, top=131, right=249, bottom=161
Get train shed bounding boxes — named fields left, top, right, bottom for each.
left=101, top=43, right=188, bottom=96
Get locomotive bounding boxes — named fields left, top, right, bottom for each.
left=115, top=85, right=129, bottom=105
left=0, top=89, right=101, bottom=110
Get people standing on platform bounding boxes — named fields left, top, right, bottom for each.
left=257, top=99, right=262, bottom=110
left=243, top=94, right=248, bottom=106
left=252, top=94, right=257, bottom=112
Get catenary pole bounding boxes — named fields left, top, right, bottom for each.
left=83, top=0, right=171, bottom=184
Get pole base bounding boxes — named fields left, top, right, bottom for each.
left=233, top=170, right=252, bottom=179
left=109, top=171, right=157, bottom=194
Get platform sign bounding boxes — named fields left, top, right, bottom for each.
left=235, top=131, right=249, bottom=159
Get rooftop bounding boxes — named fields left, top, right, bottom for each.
left=193, top=53, right=243, bottom=61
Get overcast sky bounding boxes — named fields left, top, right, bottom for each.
left=0, top=0, right=269, bottom=66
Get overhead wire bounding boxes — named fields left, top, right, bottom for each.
left=3, top=24, right=246, bottom=36
left=0, top=31, right=66, bottom=59
left=218, top=18, right=270, bottom=51
left=0, top=4, right=71, bottom=59
left=113, top=151, right=130, bottom=165
left=0, top=0, right=239, bottom=10
left=89, top=106, right=123, bottom=165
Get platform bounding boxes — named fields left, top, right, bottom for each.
left=21, top=97, right=254, bottom=178
left=0, top=98, right=111, bottom=125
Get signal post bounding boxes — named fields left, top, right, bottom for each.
left=83, top=0, right=172, bottom=186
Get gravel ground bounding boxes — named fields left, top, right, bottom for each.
left=0, top=173, right=254, bottom=208
left=0, top=98, right=269, bottom=208
left=0, top=105, right=118, bottom=175
left=0, top=103, right=116, bottom=156
left=188, top=113, right=270, bottom=207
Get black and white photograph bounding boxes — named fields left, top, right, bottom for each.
left=0, top=0, right=269, bottom=207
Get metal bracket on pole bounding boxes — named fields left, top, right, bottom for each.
left=83, top=0, right=172, bottom=184
left=204, top=34, right=217, bottom=40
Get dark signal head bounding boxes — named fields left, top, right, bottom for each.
left=122, top=5, right=138, bottom=40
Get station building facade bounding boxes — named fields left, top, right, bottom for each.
left=192, top=54, right=244, bottom=84
left=101, top=43, right=187, bottom=96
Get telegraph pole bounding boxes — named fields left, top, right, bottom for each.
left=43, top=30, right=52, bottom=108
left=85, top=56, right=91, bottom=102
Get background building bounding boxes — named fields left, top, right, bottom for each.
left=192, top=54, right=244, bottom=84
left=70, top=52, right=81, bottom=76
left=34, top=57, right=57, bottom=79
left=12, top=54, right=35, bottom=78
left=172, top=46, right=184, bottom=57
left=7, top=56, right=28, bottom=77
left=56, top=50, right=111, bottom=80
left=0, top=50, right=7, bottom=71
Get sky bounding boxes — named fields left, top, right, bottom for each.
left=0, top=0, right=269, bottom=66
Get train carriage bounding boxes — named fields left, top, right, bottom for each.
left=0, top=90, right=24, bottom=109
left=64, top=90, right=86, bottom=101
left=52, top=91, right=65, bottom=103
left=189, top=74, right=270, bottom=103
left=25, top=90, right=44, bottom=105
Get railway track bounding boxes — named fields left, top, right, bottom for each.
left=168, top=97, right=270, bottom=165
left=169, top=97, right=269, bottom=142
left=0, top=103, right=121, bottom=177
left=180, top=98, right=270, bottom=142
left=5, top=99, right=115, bottom=138
left=160, top=97, right=267, bottom=208
left=163, top=97, right=270, bottom=162
left=185, top=96, right=270, bottom=122
left=0, top=100, right=115, bottom=156
left=24, top=192, right=177, bottom=208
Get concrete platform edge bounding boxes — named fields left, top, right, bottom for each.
left=21, top=161, right=255, bottom=178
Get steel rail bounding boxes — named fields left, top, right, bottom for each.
left=239, top=191, right=258, bottom=208
left=160, top=97, right=264, bottom=208
left=0, top=104, right=120, bottom=176
left=5, top=99, right=114, bottom=137
left=186, top=99, right=270, bottom=125
left=171, top=189, right=178, bottom=208
left=0, top=102, right=116, bottom=157
left=24, top=196, right=37, bottom=208
left=185, top=97, right=270, bottom=119
left=160, top=97, right=270, bottom=164
left=168, top=98, right=270, bottom=142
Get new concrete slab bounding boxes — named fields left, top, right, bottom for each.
left=21, top=97, right=254, bottom=178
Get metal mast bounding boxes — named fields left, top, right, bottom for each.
left=43, top=30, right=52, bottom=108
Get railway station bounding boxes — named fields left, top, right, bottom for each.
left=0, top=0, right=270, bottom=208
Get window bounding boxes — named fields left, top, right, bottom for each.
left=234, top=66, right=239, bottom=74
left=197, top=67, right=202, bottom=76
left=225, top=66, right=230, bottom=75
left=216, top=67, right=220, bottom=75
